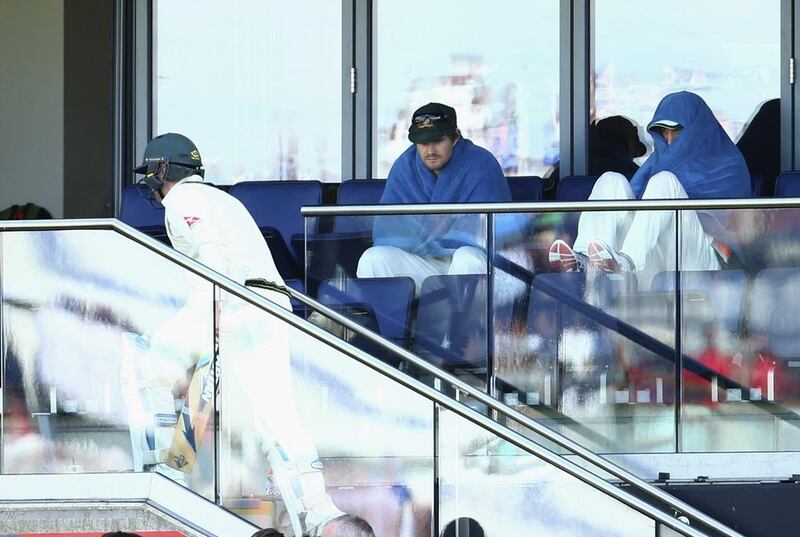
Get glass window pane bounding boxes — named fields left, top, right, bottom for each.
left=593, top=0, right=780, bottom=176
left=374, top=1, right=559, bottom=178
left=155, top=0, right=342, bottom=183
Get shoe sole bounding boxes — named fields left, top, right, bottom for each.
left=587, top=241, right=619, bottom=272
left=549, top=240, right=577, bottom=272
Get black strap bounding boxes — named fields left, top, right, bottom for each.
left=245, top=278, right=292, bottom=297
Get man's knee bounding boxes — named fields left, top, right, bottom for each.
left=589, top=171, right=634, bottom=200
left=356, top=245, right=398, bottom=278
left=641, top=171, right=687, bottom=200
left=449, top=246, right=487, bottom=275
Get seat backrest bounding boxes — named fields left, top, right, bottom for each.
left=283, top=278, right=306, bottom=317
left=229, top=180, right=323, bottom=241
left=337, top=180, right=386, bottom=205
left=335, top=180, right=386, bottom=234
left=317, top=277, right=415, bottom=344
left=413, top=274, right=487, bottom=368
left=556, top=175, right=599, bottom=201
left=750, top=173, right=764, bottom=197
left=507, top=176, right=543, bottom=202
left=528, top=271, right=624, bottom=331
left=119, top=184, right=165, bottom=230
left=774, top=171, right=800, bottom=198
left=651, top=269, right=748, bottom=335
left=748, top=268, right=800, bottom=358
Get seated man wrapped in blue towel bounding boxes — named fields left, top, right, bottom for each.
left=357, top=102, right=511, bottom=291
left=549, top=91, right=750, bottom=288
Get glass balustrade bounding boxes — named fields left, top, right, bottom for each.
left=1, top=223, right=716, bottom=536
left=217, top=292, right=435, bottom=532
left=1, top=229, right=215, bottom=498
left=304, top=212, right=490, bottom=387
left=674, top=207, right=800, bottom=452
left=494, top=209, right=679, bottom=454
left=437, top=406, right=655, bottom=536
left=303, top=203, right=800, bottom=456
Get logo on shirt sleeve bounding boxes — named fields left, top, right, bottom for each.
left=184, top=216, right=201, bottom=227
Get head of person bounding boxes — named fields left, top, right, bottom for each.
left=321, top=514, right=376, bottom=537
left=251, top=529, right=285, bottom=537
left=440, top=517, right=485, bottom=537
left=632, top=90, right=749, bottom=199
left=102, top=532, right=143, bottom=537
left=408, top=102, right=461, bottom=175
left=134, top=132, right=205, bottom=200
left=646, top=91, right=722, bottom=151
left=593, top=115, right=646, bottom=158
left=651, top=121, right=683, bottom=146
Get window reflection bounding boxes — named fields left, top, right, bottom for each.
left=374, top=0, right=559, bottom=178
left=156, top=0, right=342, bottom=184
left=1, top=231, right=212, bottom=491
left=593, top=0, right=780, bottom=164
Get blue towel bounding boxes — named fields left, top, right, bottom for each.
left=373, top=138, right=511, bottom=256
left=631, top=91, right=750, bottom=241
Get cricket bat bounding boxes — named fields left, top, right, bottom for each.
left=165, top=350, right=218, bottom=472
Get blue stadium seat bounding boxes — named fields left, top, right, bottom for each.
left=334, top=180, right=385, bottom=235
left=747, top=268, right=800, bottom=400
left=553, top=175, right=600, bottom=241
left=317, top=277, right=415, bottom=347
left=556, top=175, right=599, bottom=201
left=748, top=268, right=800, bottom=358
left=750, top=173, right=764, bottom=197
left=507, top=176, right=543, bottom=202
left=413, top=274, right=487, bottom=370
left=775, top=171, right=800, bottom=198
left=119, top=184, right=168, bottom=243
left=229, top=180, right=323, bottom=279
left=284, top=278, right=307, bottom=317
left=651, top=269, right=748, bottom=335
left=337, top=179, right=386, bottom=206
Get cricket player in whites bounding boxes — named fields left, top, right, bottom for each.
left=128, top=133, right=343, bottom=536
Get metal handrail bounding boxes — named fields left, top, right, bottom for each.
left=0, top=218, right=735, bottom=537
left=301, top=196, right=800, bottom=215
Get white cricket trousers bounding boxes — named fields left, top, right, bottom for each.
left=356, top=245, right=487, bottom=293
left=573, top=171, right=720, bottom=288
left=220, top=302, right=342, bottom=536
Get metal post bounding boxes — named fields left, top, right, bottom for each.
left=342, top=0, right=356, bottom=181
left=674, top=210, right=683, bottom=452
left=213, top=284, right=221, bottom=506
left=486, top=213, right=496, bottom=402
left=787, top=0, right=797, bottom=170
left=354, top=0, right=373, bottom=179
left=432, top=389, right=441, bottom=537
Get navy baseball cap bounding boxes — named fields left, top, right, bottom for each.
left=408, top=102, right=458, bottom=143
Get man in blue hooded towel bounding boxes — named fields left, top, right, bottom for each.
left=549, top=91, right=750, bottom=287
left=357, top=102, right=511, bottom=291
